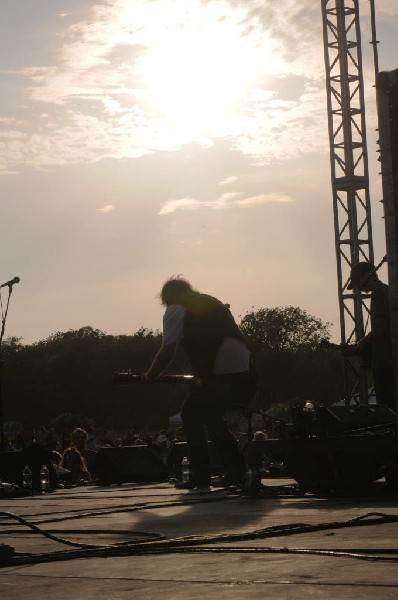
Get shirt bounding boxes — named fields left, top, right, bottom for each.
left=162, top=304, right=249, bottom=375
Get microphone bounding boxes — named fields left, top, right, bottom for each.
left=0, top=276, right=20, bottom=288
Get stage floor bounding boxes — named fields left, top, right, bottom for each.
left=1, top=478, right=398, bottom=599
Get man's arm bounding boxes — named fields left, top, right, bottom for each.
left=344, top=316, right=388, bottom=356
left=142, top=343, right=177, bottom=381
left=356, top=316, right=387, bottom=349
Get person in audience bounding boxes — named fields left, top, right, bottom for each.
left=62, top=447, right=90, bottom=485
left=71, top=427, right=97, bottom=479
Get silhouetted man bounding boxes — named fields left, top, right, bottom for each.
left=347, top=261, right=395, bottom=411
left=143, top=276, right=255, bottom=490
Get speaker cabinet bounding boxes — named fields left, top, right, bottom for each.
left=315, top=404, right=398, bottom=432
left=94, top=446, right=169, bottom=485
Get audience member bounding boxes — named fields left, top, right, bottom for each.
left=62, top=447, right=91, bottom=485
left=71, top=427, right=97, bottom=479
left=51, top=450, right=72, bottom=486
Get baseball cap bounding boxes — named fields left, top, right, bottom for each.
left=347, top=261, right=375, bottom=289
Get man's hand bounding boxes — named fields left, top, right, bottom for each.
left=141, top=372, right=154, bottom=383
left=142, top=343, right=177, bottom=382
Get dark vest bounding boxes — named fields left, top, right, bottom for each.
left=178, top=292, right=245, bottom=377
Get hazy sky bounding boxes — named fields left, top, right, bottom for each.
left=0, top=0, right=397, bottom=344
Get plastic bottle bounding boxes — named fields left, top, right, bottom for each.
left=22, top=465, right=32, bottom=493
left=181, top=456, right=190, bottom=484
left=40, top=464, right=50, bottom=492
left=244, top=467, right=259, bottom=495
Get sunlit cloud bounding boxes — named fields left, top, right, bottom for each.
left=218, top=176, right=238, bottom=186
left=99, top=205, right=115, bottom=213
left=0, top=117, right=23, bottom=125
left=0, top=0, right=333, bottom=173
left=236, top=193, right=294, bottom=206
left=159, top=190, right=293, bottom=215
left=158, top=198, right=200, bottom=215
left=0, top=131, right=26, bottom=140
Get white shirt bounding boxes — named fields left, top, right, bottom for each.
left=162, top=304, right=249, bottom=375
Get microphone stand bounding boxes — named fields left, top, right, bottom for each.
left=0, top=283, right=16, bottom=454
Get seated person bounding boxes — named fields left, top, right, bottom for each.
left=71, top=427, right=97, bottom=479
left=51, top=450, right=72, bottom=487
left=62, top=447, right=91, bottom=485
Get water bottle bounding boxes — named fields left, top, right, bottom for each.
left=22, top=465, right=32, bottom=493
left=181, top=456, right=190, bottom=484
left=40, top=464, right=50, bottom=492
left=244, top=467, right=259, bottom=495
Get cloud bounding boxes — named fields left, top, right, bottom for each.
left=218, top=176, right=238, bottom=185
left=0, top=0, right=338, bottom=171
left=98, top=205, right=115, bottom=213
left=159, top=190, right=294, bottom=214
left=236, top=193, right=294, bottom=206
left=158, top=198, right=201, bottom=215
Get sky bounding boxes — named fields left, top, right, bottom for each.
left=0, top=0, right=397, bottom=345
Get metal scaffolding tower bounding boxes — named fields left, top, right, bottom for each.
left=321, top=0, right=374, bottom=402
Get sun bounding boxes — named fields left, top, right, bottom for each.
left=134, top=3, right=280, bottom=140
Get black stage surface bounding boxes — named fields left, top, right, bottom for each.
left=1, top=478, right=398, bottom=599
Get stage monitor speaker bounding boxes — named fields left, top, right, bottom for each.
left=0, top=451, right=23, bottom=485
left=94, top=446, right=169, bottom=485
left=315, top=404, right=398, bottom=432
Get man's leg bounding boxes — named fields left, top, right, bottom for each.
left=203, top=373, right=250, bottom=485
left=204, top=412, right=246, bottom=485
left=181, top=389, right=212, bottom=487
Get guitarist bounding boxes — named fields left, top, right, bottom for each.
left=142, top=276, right=255, bottom=490
left=345, top=261, right=395, bottom=411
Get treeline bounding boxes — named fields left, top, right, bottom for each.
left=1, top=307, right=345, bottom=430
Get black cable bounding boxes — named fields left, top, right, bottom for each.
left=2, top=510, right=398, bottom=567
left=0, top=511, right=164, bottom=549
left=0, top=490, right=240, bottom=527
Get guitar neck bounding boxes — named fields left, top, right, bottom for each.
left=113, top=372, right=194, bottom=385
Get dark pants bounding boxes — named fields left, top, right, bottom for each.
left=373, top=367, right=396, bottom=412
left=181, top=371, right=251, bottom=487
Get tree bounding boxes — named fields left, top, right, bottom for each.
left=2, top=325, right=184, bottom=430
left=239, top=307, right=343, bottom=408
left=240, top=306, right=331, bottom=352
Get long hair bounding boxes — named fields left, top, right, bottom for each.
left=159, top=275, right=195, bottom=306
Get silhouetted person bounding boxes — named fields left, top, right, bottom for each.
left=346, top=261, right=395, bottom=410
left=62, top=447, right=90, bottom=485
left=143, top=276, right=256, bottom=489
left=71, top=428, right=97, bottom=479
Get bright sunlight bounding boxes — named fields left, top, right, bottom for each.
left=133, top=1, right=282, bottom=140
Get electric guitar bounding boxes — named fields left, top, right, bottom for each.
left=113, top=371, right=194, bottom=385
left=320, top=339, right=372, bottom=369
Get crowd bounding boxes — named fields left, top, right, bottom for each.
left=3, top=424, right=191, bottom=488
left=2, top=422, right=274, bottom=490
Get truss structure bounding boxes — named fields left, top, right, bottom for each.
left=321, top=0, right=374, bottom=401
